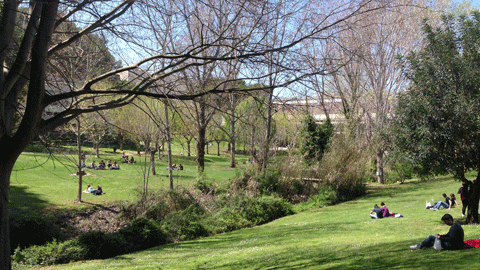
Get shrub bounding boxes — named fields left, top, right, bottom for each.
left=234, top=195, right=294, bottom=225
left=10, top=213, right=62, bottom=253
left=77, top=231, right=127, bottom=259
left=203, top=208, right=251, bottom=234
left=119, top=217, right=168, bottom=252
left=11, top=239, right=86, bottom=267
left=257, top=170, right=280, bottom=195
left=161, top=206, right=209, bottom=241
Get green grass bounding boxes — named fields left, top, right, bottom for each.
left=11, top=148, right=480, bottom=269
left=10, top=147, right=251, bottom=212
left=27, top=176, right=480, bottom=269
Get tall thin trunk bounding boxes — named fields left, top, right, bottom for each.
left=261, top=86, right=274, bottom=171
left=217, top=141, right=220, bottom=156
left=197, top=125, right=206, bottom=173
left=230, top=98, right=236, bottom=168
left=76, top=117, right=83, bottom=202
left=150, top=150, right=156, bottom=176
left=164, top=100, right=173, bottom=190
left=376, top=149, right=384, bottom=184
left=187, top=139, right=191, bottom=156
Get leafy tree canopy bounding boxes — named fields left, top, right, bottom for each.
left=300, top=115, right=333, bottom=164
left=391, top=11, right=480, bottom=180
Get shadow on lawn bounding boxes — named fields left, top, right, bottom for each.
left=9, top=185, right=50, bottom=213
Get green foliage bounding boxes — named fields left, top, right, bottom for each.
left=257, top=170, right=281, bottom=195
left=300, top=115, right=334, bottom=163
left=9, top=214, right=62, bottom=252
left=12, top=218, right=167, bottom=267
left=161, top=206, right=209, bottom=241
left=392, top=11, right=480, bottom=180
left=11, top=239, right=86, bottom=268
left=77, top=231, right=126, bottom=259
left=233, top=195, right=294, bottom=225
left=202, top=208, right=251, bottom=234
left=119, top=217, right=168, bottom=252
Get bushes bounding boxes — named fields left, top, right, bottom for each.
left=9, top=213, right=62, bottom=253
left=161, top=206, right=209, bottom=241
left=12, top=217, right=167, bottom=268
left=12, top=239, right=85, bottom=268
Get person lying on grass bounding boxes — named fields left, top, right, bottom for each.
left=410, top=213, right=464, bottom=250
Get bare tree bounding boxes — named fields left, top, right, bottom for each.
left=0, top=0, right=398, bottom=266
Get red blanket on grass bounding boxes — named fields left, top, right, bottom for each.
left=464, top=239, right=480, bottom=248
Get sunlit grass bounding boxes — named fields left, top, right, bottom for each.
left=32, top=176, right=480, bottom=270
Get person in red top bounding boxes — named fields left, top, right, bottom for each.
left=380, top=202, right=391, bottom=217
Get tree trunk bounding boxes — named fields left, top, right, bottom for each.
left=150, top=150, right=156, bottom=175
left=187, top=139, right=191, bottom=157
left=217, top=141, right=220, bottom=156
left=467, top=178, right=480, bottom=224
left=260, top=86, right=274, bottom=171
left=95, top=143, right=100, bottom=158
left=197, top=125, right=206, bottom=173
left=76, top=118, right=83, bottom=202
left=376, top=149, right=384, bottom=184
left=0, top=153, right=16, bottom=270
left=165, top=101, right=173, bottom=190
left=230, top=113, right=236, bottom=168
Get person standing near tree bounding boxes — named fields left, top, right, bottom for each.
left=459, top=180, right=469, bottom=217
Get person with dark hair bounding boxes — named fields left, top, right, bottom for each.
left=431, top=193, right=450, bottom=210
left=380, top=202, right=391, bottom=217
left=459, top=180, right=469, bottom=217
left=449, top=194, right=459, bottom=208
left=410, top=214, right=464, bottom=250
left=370, top=204, right=383, bottom=219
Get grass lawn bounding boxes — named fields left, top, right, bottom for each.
left=10, top=149, right=480, bottom=269
left=10, top=147, right=250, bottom=212
left=25, top=175, right=480, bottom=269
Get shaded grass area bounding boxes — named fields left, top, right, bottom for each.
left=36, top=177, right=480, bottom=270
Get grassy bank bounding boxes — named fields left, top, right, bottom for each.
left=29, top=176, right=480, bottom=270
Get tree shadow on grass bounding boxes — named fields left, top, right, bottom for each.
left=9, top=185, right=50, bottom=213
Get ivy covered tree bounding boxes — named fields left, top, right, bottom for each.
left=391, top=11, right=480, bottom=224
left=300, top=115, right=334, bottom=164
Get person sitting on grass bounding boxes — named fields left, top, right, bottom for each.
left=110, top=161, right=120, bottom=170
left=370, top=204, right=383, bottom=219
left=88, top=161, right=96, bottom=169
left=449, top=193, right=459, bottom=208
left=410, top=213, right=464, bottom=250
left=92, top=185, right=104, bottom=195
left=429, top=193, right=450, bottom=210
left=129, top=156, right=135, bottom=164
left=83, top=185, right=94, bottom=193
left=97, top=160, right=106, bottom=169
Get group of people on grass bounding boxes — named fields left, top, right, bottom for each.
left=83, top=184, right=105, bottom=195
left=368, top=180, right=475, bottom=251
left=426, top=193, right=458, bottom=210
left=369, top=202, right=402, bottom=219
left=87, top=159, right=120, bottom=170
left=167, top=163, right=183, bottom=171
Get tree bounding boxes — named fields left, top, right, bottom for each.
left=300, top=115, right=334, bottom=164
left=391, top=11, right=480, bottom=224
left=0, top=0, right=400, bottom=267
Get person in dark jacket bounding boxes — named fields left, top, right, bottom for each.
left=410, top=214, right=464, bottom=250
left=370, top=204, right=383, bottom=219
left=459, top=180, right=469, bottom=217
